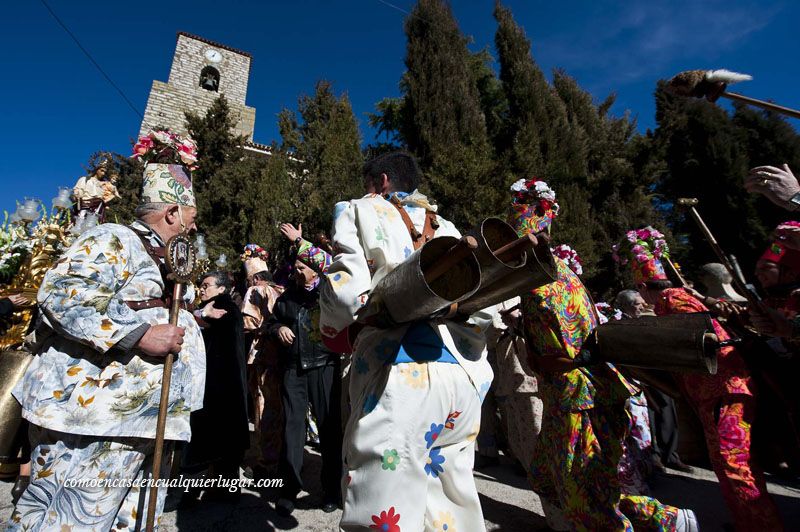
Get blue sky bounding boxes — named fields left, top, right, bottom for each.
left=2, top=0, right=798, bottom=215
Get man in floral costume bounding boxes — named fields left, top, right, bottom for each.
left=9, top=159, right=206, bottom=531
left=618, top=227, right=783, bottom=531
left=511, top=179, right=695, bottom=532
left=320, top=151, right=494, bottom=532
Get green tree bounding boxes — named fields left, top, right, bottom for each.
left=401, top=0, right=498, bottom=227
left=650, top=82, right=765, bottom=273
left=493, top=2, right=585, bottom=183
left=280, top=80, right=364, bottom=236
left=185, top=95, right=260, bottom=263
left=104, top=152, right=143, bottom=225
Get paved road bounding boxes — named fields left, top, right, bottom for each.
left=2, top=449, right=799, bottom=530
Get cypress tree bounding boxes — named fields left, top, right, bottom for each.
left=403, top=0, right=497, bottom=228
left=185, top=95, right=255, bottom=262
left=493, top=1, right=585, bottom=184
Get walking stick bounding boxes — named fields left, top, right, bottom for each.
left=146, top=234, right=196, bottom=532
left=666, top=69, right=800, bottom=120
left=676, top=198, right=760, bottom=308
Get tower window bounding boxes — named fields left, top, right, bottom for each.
left=199, top=66, right=220, bottom=92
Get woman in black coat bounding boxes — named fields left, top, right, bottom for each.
left=183, top=271, right=250, bottom=497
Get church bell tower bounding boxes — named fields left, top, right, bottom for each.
left=139, top=32, right=256, bottom=139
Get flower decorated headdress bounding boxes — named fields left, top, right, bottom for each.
left=132, top=129, right=199, bottom=170
left=594, top=302, right=623, bottom=324
left=133, top=129, right=198, bottom=207
left=613, top=226, right=670, bottom=284
left=508, top=178, right=560, bottom=237
left=242, top=244, right=269, bottom=277
left=760, top=221, right=800, bottom=272
left=551, top=244, right=582, bottom=276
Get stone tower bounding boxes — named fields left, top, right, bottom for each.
left=139, top=32, right=256, bottom=139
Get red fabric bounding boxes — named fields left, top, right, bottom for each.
left=760, top=241, right=800, bottom=272
left=654, top=288, right=783, bottom=530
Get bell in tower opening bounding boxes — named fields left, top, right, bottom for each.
left=200, top=65, right=220, bottom=92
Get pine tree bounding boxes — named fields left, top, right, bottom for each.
left=282, top=81, right=364, bottom=236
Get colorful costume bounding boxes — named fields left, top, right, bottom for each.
left=320, top=191, right=493, bottom=532
left=617, top=226, right=783, bottom=531
left=655, top=289, right=782, bottom=531
left=512, top=181, right=680, bottom=532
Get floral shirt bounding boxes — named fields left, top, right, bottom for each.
left=13, top=221, right=206, bottom=441
left=522, top=258, right=637, bottom=412
left=654, top=288, right=752, bottom=401
left=320, top=192, right=494, bottom=401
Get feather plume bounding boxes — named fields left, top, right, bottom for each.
left=705, top=69, right=752, bottom=84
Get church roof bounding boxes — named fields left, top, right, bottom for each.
left=176, top=31, right=252, bottom=59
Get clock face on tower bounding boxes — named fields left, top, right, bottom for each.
left=204, top=49, right=222, bottom=63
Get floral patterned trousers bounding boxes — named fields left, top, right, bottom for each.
left=530, top=388, right=679, bottom=532
left=7, top=425, right=170, bottom=532
left=341, top=362, right=486, bottom=532
left=691, top=395, right=783, bottom=531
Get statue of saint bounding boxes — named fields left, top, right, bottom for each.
left=73, top=158, right=119, bottom=223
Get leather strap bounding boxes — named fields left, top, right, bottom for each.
left=388, top=196, right=439, bottom=251
left=126, top=299, right=169, bottom=311
left=127, top=224, right=180, bottom=309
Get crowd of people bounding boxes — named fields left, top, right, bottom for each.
left=2, top=146, right=800, bottom=532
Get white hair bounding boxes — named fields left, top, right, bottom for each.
left=614, top=289, right=641, bottom=311
left=134, top=202, right=171, bottom=220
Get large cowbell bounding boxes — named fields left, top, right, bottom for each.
left=593, top=313, right=718, bottom=374
left=365, top=236, right=481, bottom=324
left=456, top=221, right=557, bottom=316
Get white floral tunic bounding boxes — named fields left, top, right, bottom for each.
left=13, top=221, right=206, bottom=441
left=319, top=192, right=494, bottom=402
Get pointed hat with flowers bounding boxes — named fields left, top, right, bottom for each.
left=508, top=178, right=560, bottom=237
left=242, top=244, right=269, bottom=277
left=132, top=128, right=198, bottom=207
left=613, top=226, right=670, bottom=284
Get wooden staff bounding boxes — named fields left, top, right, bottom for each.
left=663, top=257, right=688, bottom=289
left=493, top=233, right=538, bottom=262
left=146, top=234, right=196, bottom=532
left=722, top=91, right=800, bottom=120
left=676, top=198, right=760, bottom=308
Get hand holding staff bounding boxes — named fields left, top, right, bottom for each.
left=145, top=234, right=196, bottom=532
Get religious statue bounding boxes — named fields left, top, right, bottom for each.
left=72, top=157, right=120, bottom=224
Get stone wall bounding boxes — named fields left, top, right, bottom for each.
left=139, top=34, right=256, bottom=139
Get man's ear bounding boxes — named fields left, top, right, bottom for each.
left=380, top=173, right=390, bottom=194
left=165, top=205, right=180, bottom=225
